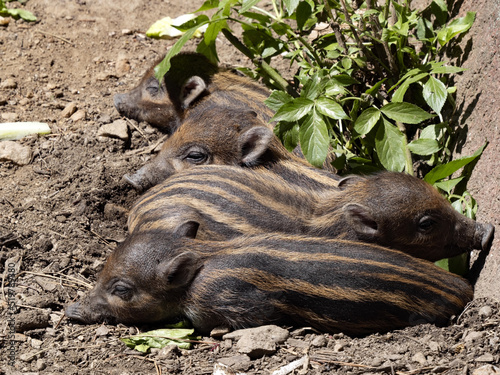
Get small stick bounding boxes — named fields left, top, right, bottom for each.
left=46, top=228, right=68, bottom=238
left=310, top=358, right=376, bottom=369
left=17, top=304, right=51, bottom=312
left=89, top=229, right=115, bottom=249
left=125, top=118, right=150, bottom=144
left=35, top=30, right=74, bottom=46
left=19, top=270, right=93, bottom=289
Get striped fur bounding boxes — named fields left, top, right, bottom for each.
left=65, top=230, right=473, bottom=336
left=128, top=166, right=492, bottom=261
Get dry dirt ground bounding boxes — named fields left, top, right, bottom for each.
left=0, top=0, right=499, bottom=374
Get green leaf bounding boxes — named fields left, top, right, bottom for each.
left=429, top=0, right=448, bottom=25
left=239, top=0, right=260, bottom=13
left=272, top=98, right=315, bottom=122
left=299, top=110, right=330, bottom=168
left=388, top=66, right=431, bottom=93
left=301, top=73, right=323, bottom=100
left=433, top=177, right=465, bottom=194
left=423, top=76, right=447, bottom=114
left=5, top=8, right=36, bottom=21
left=324, top=81, right=347, bottom=96
left=196, top=19, right=226, bottom=64
left=283, top=0, right=300, bottom=15
left=423, top=143, right=486, bottom=184
left=375, top=118, right=406, bottom=172
left=154, top=27, right=200, bottom=81
left=420, top=123, right=448, bottom=139
left=365, top=78, right=387, bottom=97
left=195, top=0, right=219, bottom=12
left=265, top=90, right=293, bottom=112
left=296, top=1, right=312, bottom=30
left=381, top=102, right=435, bottom=124
left=172, top=14, right=210, bottom=32
left=240, top=11, right=271, bottom=24
left=274, top=121, right=300, bottom=152
left=430, top=65, right=466, bottom=74
left=437, top=11, right=475, bottom=47
left=407, top=138, right=441, bottom=155
left=391, top=72, right=429, bottom=102
left=315, top=97, right=350, bottom=120
left=353, top=107, right=381, bottom=136
left=435, top=253, right=468, bottom=275
left=121, top=326, right=199, bottom=352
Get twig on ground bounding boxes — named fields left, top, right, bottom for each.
left=125, top=118, right=150, bottom=144
left=35, top=30, right=75, bottom=46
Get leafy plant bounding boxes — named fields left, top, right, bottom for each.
left=151, top=0, right=484, bottom=273
left=0, top=0, right=36, bottom=22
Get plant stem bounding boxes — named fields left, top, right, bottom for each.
left=221, top=28, right=297, bottom=97
left=338, top=0, right=365, bottom=57
left=322, top=0, right=349, bottom=55
left=396, top=121, right=414, bottom=175
left=286, top=29, right=324, bottom=67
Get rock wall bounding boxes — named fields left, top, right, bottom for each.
left=450, top=0, right=500, bottom=300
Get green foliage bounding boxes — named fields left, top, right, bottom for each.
left=0, top=0, right=36, bottom=21
left=151, top=0, right=483, bottom=273
left=120, top=322, right=200, bottom=352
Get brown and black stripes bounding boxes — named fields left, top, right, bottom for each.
left=127, top=165, right=493, bottom=262
left=66, top=228, right=473, bottom=336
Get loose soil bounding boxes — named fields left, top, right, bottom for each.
left=0, top=1, right=498, bottom=374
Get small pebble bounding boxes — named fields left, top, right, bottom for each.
left=478, top=305, right=493, bottom=318
left=70, top=109, right=86, bottom=122
left=61, top=102, right=77, bottom=118
left=1, top=78, right=17, bottom=89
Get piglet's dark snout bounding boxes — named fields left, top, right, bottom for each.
left=123, top=173, right=146, bottom=192
left=113, top=93, right=126, bottom=111
left=477, top=223, right=495, bottom=252
left=65, top=301, right=84, bottom=322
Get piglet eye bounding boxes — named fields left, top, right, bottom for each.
left=418, top=216, right=436, bottom=232
left=113, top=284, right=132, bottom=300
left=146, top=85, right=159, bottom=95
left=185, top=151, right=208, bottom=164
left=146, top=79, right=160, bottom=95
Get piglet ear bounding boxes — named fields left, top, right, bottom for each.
left=238, top=126, right=274, bottom=166
left=157, top=251, right=201, bottom=287
left=174, top=221, right=200, bottom=239
left=180, top=76, right=207, bottom=109
left=338, top=175, right=365, bottom=191
left=343, top=203, right=379, bottom=239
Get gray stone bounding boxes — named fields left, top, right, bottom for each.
left=223, top=325, right=289, bottom=359
left=475, top=353, right=494, bottom=363
left=310, top=335, right=327, bottom=347
left=157, top=344, right=180, bottom=359
left=478, top=305, right=493, bottom=318
left=286, top=338, right=310, bottom=349
left=412, top=352, right=427, bottom=366
left=0, top=141, right=32, bottom=165
left=95, top=325, right=110, bottom=336
left=1, top=112, right=18, bottom=121
left=97, top=119, right=129, bottom=141
left=473, top=365, right=500, bottom=375
left=465, top=331, right=484, bottom=343
left=217, top=354, right=251, bottom=371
